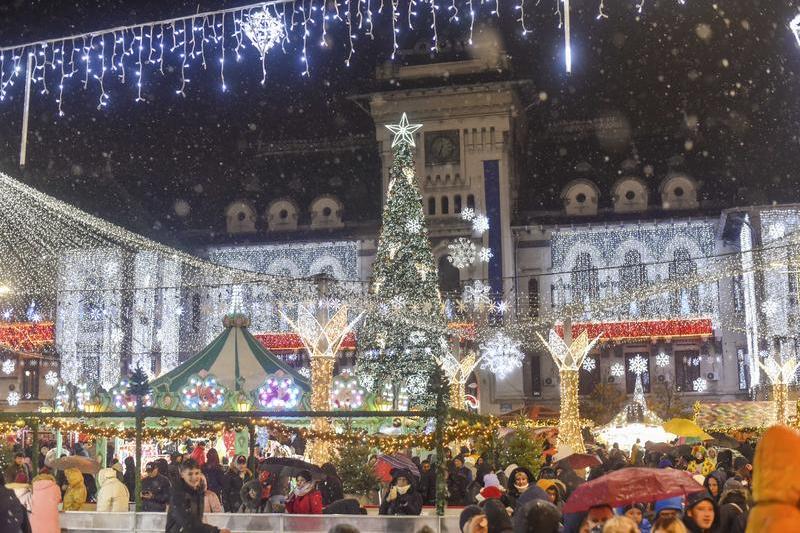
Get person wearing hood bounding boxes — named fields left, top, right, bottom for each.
left=716, top=486, right=749, bottom=533
left=535, top=479, right=566, bottom=511
left=654, top=497, right=684, bottom=521
left=319, top=463, right=344, bottom=506
left=96, top=467, right=130, bottom=511
left=622, top=503, right=651, bottom=533
left=702, top=471, right=725, bottom=504
left=285, top=470, right=323, bottom=514
left=5, top=453, right=31, bottom=485
left=418, top=459, right=436, bottom=505
left=0, top=473, right=31, bottom=533
left=505, top=467, right=547, bottom=510
left=682, top=491, right=719, bottom=533
left=62, top=467, right=87, bottom=511
left=461, top=505, right=488, bottom=533
left=122, top=456, right=136, bottom=502
left=166, top=459, right=230, bottom=533
left=483, top=498, right=513, bottom=533
left=141, top=461, right=171, bottom=512
left=241, top=469, right=273, bottom=513
left=512, top=499, right=561, bottom=533
left=30, top=473, right=61, bottom=533
left=379, top=469, right=422, bottom=516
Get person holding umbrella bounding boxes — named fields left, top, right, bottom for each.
left=285, top=470, right=323, bottom=515
left=379, top=469, right=422, bottom=516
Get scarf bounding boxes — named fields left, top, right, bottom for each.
left=515, top=483, right=529, bottom=494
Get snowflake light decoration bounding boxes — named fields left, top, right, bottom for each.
left=45, top=371, right=59, bottom=387
left=478, top=247, right=493, bottom=262
left=7, top=391, right=19, bottom=406
left=693, top=377, right=708, bottom=393
left=582, top=357, right=597, bottom=372
left=181, top=374, right=227, bottom=410
left=448, top=238, right=477, bottom=269
left=405, top=218, right=422, bottom=234
left=331, top=371, right=365, bottom=409
left=460, top=208, right=476, bottom=221
left=628, top=355, right=648, bottom=375
left=610, top=363, right=625, bottom=377
left=463, top=280, right=491, bottom=309
left=1, top=359, right=14, bottom=375
left=479, top=332, right=524, bottom=380
left=242, top=9, right=284, bottom=57
left=472, top=215, right=490, bottom=235
left=409, top=330, right=426, bottom=345
left=656, top=352, right=670, bottom=368
left=494, top=300, right=509, bottom=315
left=297, top=366, right=311, bottom=379
left=257, top=374, right=302, bottom=410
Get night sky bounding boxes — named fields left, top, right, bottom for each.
left=0, top=0, right=798, bottom=242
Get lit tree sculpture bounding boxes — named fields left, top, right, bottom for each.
left=438, top=351, right=480, bottom=409
left=537, top=325, right=602, bottom=453
left=282, top=302, right=363, bottom=463
left=756, top=354, right=800, bottom=425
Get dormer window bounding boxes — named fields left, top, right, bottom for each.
left=561, top=179, right=599, bottom=216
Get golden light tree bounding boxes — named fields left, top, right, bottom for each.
left=756, top=355, right=800, bottom=425
left=437, top=351, right=480, bottom=409
left=283, top=304, right=363, bottom=463
left=537, top=326, right=602, bottom=453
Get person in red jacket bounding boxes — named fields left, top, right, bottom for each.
left=285, top=470, right=323, bottom=515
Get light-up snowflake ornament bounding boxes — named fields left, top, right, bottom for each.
left=242, top=9, right=284, bottom=57
left=460, top=208, right=476, bottom=221
left=1, top=359, right=15, bottom=375
left=45, top=371, right=59, bottom=387
left=448, top=238, right=477, bottom=269
left=628, top=355, right=648, bottom=375
left=693, top=377, right=708, bottom=393
left=472, top=215, right=490, bottom=235
left=7, top=391, right=19, bottom=406
left=405, top=218, right=422, bottom=234
left=610, top=363, right=625, bottom=378
left=479, top=332, right=524, bottom=380
left=409, top=330, right=426, bottom=345
left=582, top=357, right=597, bottom=372
left=656, top=352, right=670, bottom=368
left=463, top=280, right=491, bottom=308
left=478, top=247, right=493, bottom=262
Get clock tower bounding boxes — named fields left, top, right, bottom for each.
left=355, top=46, right=528, bottom=301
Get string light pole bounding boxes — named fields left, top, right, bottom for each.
left=537, top=318, right=601, bottom=453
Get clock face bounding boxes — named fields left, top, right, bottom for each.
left=425, top=130, right=460, bottom=165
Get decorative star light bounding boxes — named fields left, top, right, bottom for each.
left=478, top=247, right=493, bottom=262
left=472, top=215, right=490, bottom=235
left=7, top=391, right=19, bottom=406
left=628, top=355, right=648, bottom=376
left=45, top=371, right=59, bottom=387
left=656, top=352, right=670, bottom=368
left=385, top=113, right=423, bottom=147
left=693, top=377, right=708, bottom=393
left=463, top=280, right=491, bottom=309
left=761, top=298, right=782, bottom=321
left=1, top=359, right=14, bottom=375
left=242, top=8, right=284, bottom=57
left=448, top=238, right=477, bottom=269
left=582, top=357, right=597, bottom=372
left=405, top=218, right=422, bottom=234
left=610, top=363, right=625, bottom=378
left=1, top=309, right=11, bottom=320
left=479, top=332, right=524, bottom=380
left=494, top=300, right=509, bottom=315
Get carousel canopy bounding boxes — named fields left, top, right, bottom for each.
left=150, top=313, right=311, bottom=395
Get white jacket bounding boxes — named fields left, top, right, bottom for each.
left=96, top=468, right=130, bottom=512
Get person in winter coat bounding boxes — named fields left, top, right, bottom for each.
left=0, top=475, right=31, bottom=533
left=717, top=488, right=748, bottom=533
left=418, top=460, right=436, bottom=505
left=682, top=491, right=719, bottom=533
left=122, top=456, right=136, bottom=502
left=511, top=499, right=561, bottom=533
left=141, top=461, right=171, bottom=512
left=379, top=469, right=422, bottom=516
left=96, top=467, right=130, bottom=511
left=745, top=425, right=800, bottom=532
left=190, top=442, right=207, bottom=468
left=285, top=470, right=324, bottom=515
left=483, top=498, right=513, bottom=533
left=240, top=469, right=272, bottom=513
left=30, top=473, right=61, bottom=533
left=703, top=471, right=725, bottom=504
left=165, top=459, right=231, bottom=533
left=221, top=455, right=252, bottom=512
left=202, top=448, right=225, bottom=498
left=319, top=463, right=344, bottom=506
left=505, top=467, right=547, bottom=510
left=5, top=453, right=31, bottom=484
left=201, top=475, right=223, bottom=514
left=62, top=468, right=87, bottom=511
left=447, top=465, right=469, bottom=505
left=622, top=503, right=652, bottom=533
left=536, top=479, right=566, bottom=511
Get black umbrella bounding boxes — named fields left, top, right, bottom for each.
left=260, top=457, right=326, bottom=480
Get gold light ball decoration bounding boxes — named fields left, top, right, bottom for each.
left=182, top=419, right=192, bottom=429
left=14, top=418, right=26, bottom=429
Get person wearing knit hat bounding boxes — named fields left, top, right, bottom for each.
left=483, top=472, right=502, bottom=489
left=476, top=485, right=504, bottom=503
left=460, top=505, right=487, bottom=533
left=654, top=496, right=684, bottom=521
left=682, top=491, right=719, bottom=533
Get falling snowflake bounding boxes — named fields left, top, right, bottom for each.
left=479, top=332, right=524, bottom=379
left=7, top=391, right=20, bottom=406
left=1, top=359, right=14, bottom=375
left=463, top=280, right=491, bottom=308
left=45, top=371, right=59, bottom=387
left=628, top=355, right=648, bottom=375
left=472, top=215, right=490, bottom=235
left=693, top=377, right=708, bottom=393
left=656, top=352, right=670, bottom=368
left=610, top=363, right=625, bottom=377
left=478, top=247, right=493, bottom=262
left=691, top=356, right=701, bottom=367
left=405, top=218, right=422, bottom=234
left=448, top=238, right=477, bottom=269
left=460, top=208, right=475, bottom=221
left=582, top=357, right=597, bottom=372
left=409, top=330, right=426, bottom=345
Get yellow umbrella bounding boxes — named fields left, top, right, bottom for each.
left=662, top=418, right=713, bottom=441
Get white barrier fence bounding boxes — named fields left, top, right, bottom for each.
left=60, top=511, right=461, bottom=533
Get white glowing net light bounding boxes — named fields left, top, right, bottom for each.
left=479, top=332, right=524, bottom=380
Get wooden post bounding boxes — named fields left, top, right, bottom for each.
left=134, top=401, right=143, bottom=511
left=19, top=52, right=33, bottom=167
left=31, top=419, right=39, bottom=477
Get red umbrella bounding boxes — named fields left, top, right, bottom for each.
left=373, top=454, right=420, bottom=482
left=563, top=467, right=704, bottom=513
left=557, top=453, right=602, bottom=470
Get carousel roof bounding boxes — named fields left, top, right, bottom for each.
left=150, top=313, right=311, bottom=394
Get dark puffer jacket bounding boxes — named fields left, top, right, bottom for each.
left=379, top=469, right=423, bottom=516
left=165, top=478, right=219, bottom=533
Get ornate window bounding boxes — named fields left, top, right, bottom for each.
left=620, top=250, right=646, bottom=290
left=669, top=247, right=699, bottom=314
left=571, top=252, right=599, bottom=303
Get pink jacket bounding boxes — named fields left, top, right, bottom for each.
left=30, top=477, right=61, bottom=533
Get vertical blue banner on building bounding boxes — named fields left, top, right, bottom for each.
left=483, top=160, right=502, bottom=296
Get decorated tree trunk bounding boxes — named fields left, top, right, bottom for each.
left=558, top=369, right=586, bottom=453
left=306, top=356, right=335, bottom=464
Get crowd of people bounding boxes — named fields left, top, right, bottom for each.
left=0, top=424, right=794, bottom=533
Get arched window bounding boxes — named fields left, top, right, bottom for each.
left=669, top=247, right=699, bottom=314
left=528, top=278, right=539, bottom=317
left=428, top=197, right=436, bottom=215
left=454, top=195, right=462, bottom=214
left=467, top=194, right=476, bottom=210
left=571, top=252, right=599, bottom=303
left=438, top=256, right=461, bottom=294
left=620, top=250, right=646, bottom=290
left=441, top=196, right=449, bottom=215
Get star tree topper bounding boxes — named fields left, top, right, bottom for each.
left=386, top=113, right=423, bottom=147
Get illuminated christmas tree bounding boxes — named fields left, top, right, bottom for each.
left=356, top=113, right=447, bottom=409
